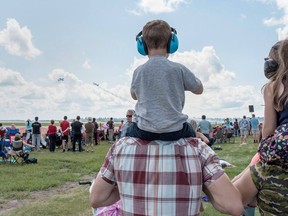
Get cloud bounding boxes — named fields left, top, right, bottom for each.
left=0, top=67, right=135, bottom=120
left=0, top=18, right=41, bottom=58
left=82, top=59, right=92, bottom=69
left=240, top=14, right=247, bottom=19
left=0, top=46, right=263, bottom=120
left=261, top=0, right=288, bottom=39
left=136, top=0, right=189, bottom=14
left=126, top=47, right=263, bottom=118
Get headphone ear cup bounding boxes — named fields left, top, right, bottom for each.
left=137, top=36, right=148, bottom=56
left=264, top=59, right=279, bottom=78
left=167, top=33, right=179, bottom=54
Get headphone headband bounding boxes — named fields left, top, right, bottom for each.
left=136, top=27, right=179, bottom=56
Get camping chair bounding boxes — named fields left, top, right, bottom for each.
left=7, top=128, right=20, bottom=146
left=7, top=140, right=29, bottom=164
left=225, top=128, right=235, bottom=144
left=214, top=127, right=225, bottom=144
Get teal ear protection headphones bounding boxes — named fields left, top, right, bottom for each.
left=136, top=27, right=179, bottom=56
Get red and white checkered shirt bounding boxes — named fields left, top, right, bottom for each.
left=100, top=137, right=224, bottom=216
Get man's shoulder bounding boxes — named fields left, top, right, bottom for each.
left=117, top=137, right=201, bottom=147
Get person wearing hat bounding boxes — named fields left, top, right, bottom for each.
left=85, top=117, right=95, bottom=152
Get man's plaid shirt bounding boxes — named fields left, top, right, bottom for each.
left=100, top=137, right=224, bottom=216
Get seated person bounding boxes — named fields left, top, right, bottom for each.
left=128, top=20, right=203, bottom=141
left=190, top=119, right=209, bottom=143
left=7, top=133, right=34, bottom=157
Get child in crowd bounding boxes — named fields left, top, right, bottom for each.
left=127, top=20, right=203, bottom=141
left=232, top=40, right=288, bottom=215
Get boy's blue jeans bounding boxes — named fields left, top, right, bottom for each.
left=126, top=122, right=195, bottom=141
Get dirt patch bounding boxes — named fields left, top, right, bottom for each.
left=0, top=176, right=93, bottom=216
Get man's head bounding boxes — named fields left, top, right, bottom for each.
left=252, top=114, right=255, bottom=118
left=126, top=109, right=135, bottom=123
left=35, top=116, right=38, bottom=121
left=243, top=115, right=246, bottom=119
left=202, top=115, right=206, bottom=120
left=136, top=20, right=178, bottom=56
left=76, top=115, right=80, bottom=121
left=64, top=116, right=67, bottom=120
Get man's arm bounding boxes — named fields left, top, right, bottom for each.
left=203, top=173, right=243, bottom=216
left=90, top=174, right=120, bottom=208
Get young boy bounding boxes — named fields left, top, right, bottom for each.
left=127, top=20, right=203, bottom=141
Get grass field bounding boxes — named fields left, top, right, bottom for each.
left=0, top=136, right=260, bottom=216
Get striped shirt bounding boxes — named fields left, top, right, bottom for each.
left=100, top=137, right=224, bottom=216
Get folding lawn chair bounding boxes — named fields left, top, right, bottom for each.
left=7, top=138, right=30, bottom=164
left=8, top=150, right=29, bottom=164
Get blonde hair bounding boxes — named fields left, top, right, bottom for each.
left=269, top=39, right=288, bottom=111
left=189, top=119, right=198, bottom=131
left=14, top=133, right=21, bottom=141
left=142, top=20, right=171, bottom=50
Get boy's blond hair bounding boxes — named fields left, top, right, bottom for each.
left=142, top=20, right=171, bottom=50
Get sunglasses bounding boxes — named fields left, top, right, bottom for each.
left=126, top=115, right=132, bottom=117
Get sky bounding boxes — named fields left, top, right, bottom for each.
left=0, top=0, right=287, bottom=120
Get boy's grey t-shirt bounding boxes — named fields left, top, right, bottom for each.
left=131, top=56, right=201, bottom=133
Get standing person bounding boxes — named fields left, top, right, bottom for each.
left=250, top=114, right=260, bottom=143
left=233, top=118, right=239, bottom=137
left=106, top=117, right=114, bottom=144
left=72, top=116, right=83, bottom=152
left=233, top=40, right=288, bottom=215
left=47, top=120, right=57, bottom=152
left=0, top=123, right=7, bottom=153
left=198, top=115, right=214, bottom=146
left=25, top=119, right=32, bottom=142
left=120, top=109, right=135, bottom=138
left=239, top=115, right=249, bottom=145
left=90, top=137, right=243, bottom=215
left=85, top=117, right=95, bottom=152
left=92, top=118, right=99, bottom=145
left=60, top=116, right=70, bottom=152
left=0, top=123, right=7, bottom=141
left=117, top=120, right=124, bottom=139
left=127, top=20, right=203, bottom=141
left=31, top=116, right=42, bottom=152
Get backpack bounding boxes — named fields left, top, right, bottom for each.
left=27, top=158, right=37, bottom=164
